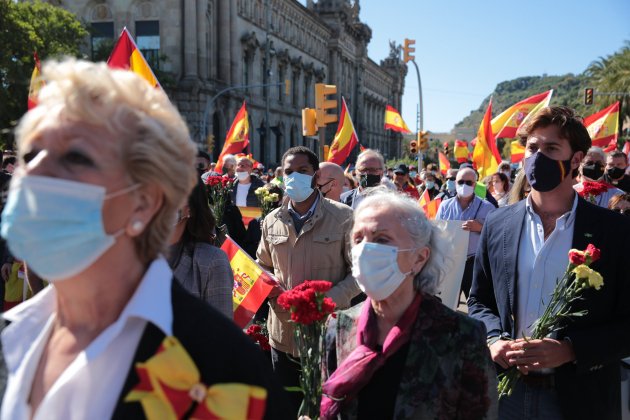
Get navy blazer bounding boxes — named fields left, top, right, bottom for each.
left=469, top=196, right=630, bottom=420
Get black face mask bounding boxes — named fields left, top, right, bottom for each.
left=607, top=167, right=626, bottom=180
left=359, top=174, right=381, bottom=188
left=524, top=151, right=572, bottom=192
left=582, top=163, right=604, bottom=180
left=317, top=179, right=334, bottom=197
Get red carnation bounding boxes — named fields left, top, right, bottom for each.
left=277, top=281, right=336, bottom=326
left=585, top=244, right=601, bottom=264
left=579, top=181, right=609, bottom=198
left=568, top=249, right=586, bottom=266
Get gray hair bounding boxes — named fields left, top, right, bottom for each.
left=585, top=147, right=606, bottom=162
left=356, top=148, right=385, bottom=170
left=222, top=154, right=237, bottom=166
left=354, top=189, right=448, bottom=294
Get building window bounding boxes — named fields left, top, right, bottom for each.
left=135, top=20, right=160, bottom=69
left=90, top=22, right=114, bottom=61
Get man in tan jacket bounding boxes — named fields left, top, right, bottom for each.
left=257, top=146, right=359, bottom=413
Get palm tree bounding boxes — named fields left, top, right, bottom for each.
left=586, top=41, right=630, bottom=134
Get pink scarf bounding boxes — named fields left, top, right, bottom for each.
left=320, top=293, right=422, bottom=419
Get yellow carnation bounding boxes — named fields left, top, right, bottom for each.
left=255, top=187, right=268, bottom=197
left=587, top=270, right=604, bottom=290
left=572, top=264, right=590, bottom=280
left=268, top=193, right=279, bottom=201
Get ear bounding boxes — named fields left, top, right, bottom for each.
left=411, top=246, right=431, bottom=275
left=313, top=169, right=321, bottom=185
left=125, top=183, right=164, bottom=237
left=571, top=151, right=584, bottom=172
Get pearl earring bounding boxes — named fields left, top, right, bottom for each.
left=131, top=220, right=144, bottom=232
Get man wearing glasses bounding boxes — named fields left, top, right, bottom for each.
left=340, top=149, right=385, bottom=209
left=435, top=167, right=495, bottom=298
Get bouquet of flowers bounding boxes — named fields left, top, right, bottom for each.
left=277, top=280, right=336, bottom=419
left=204, top=175, right=233, bottom=227
left=498, top=244, right=603, bottom=398
left=577, top=181, right=610, bottom=204
left=254, top=187, right=281, bottom=219
left=246, top=322, right=271, bottom=351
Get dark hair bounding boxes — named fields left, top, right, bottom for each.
left=2, top=156, right=16, bottom=169
left=608, top=151, right=628, bottom=162
left=197, top=150, right=210, bottom=161
left=281, top=146, right=319, bottom=171
left=183, top=178, right=216, bottom=244
left=491, top=171, right=510, bottom=193
left=517, top=106, right=591, bottom=155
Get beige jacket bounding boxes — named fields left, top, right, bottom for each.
left=256, top=193, right=359, bottom=356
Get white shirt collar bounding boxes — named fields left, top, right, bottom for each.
left=525, top=192, right=578, bottom=231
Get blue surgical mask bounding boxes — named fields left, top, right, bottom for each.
left=425, top=181, right=435, bottom=190
left=446, top=179, right=456, bottom=193
left=1, top=175, right=138, bottom=282
left=284, top=172, right=314, bottom=202
left=409, top=171, right=418, bottom=178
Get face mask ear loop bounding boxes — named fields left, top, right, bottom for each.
left=104, top=183, right=141, bottom=200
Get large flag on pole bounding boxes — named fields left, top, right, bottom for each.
left=491, top=90, right=553, bottom=138
left=454, top=140, right=469, bottom=163
left=27, top=52, right=44, bottom=110
left=384, top=105, right=411, bottom=133
left=215, top=102, right=250, bottom=173
left=510, top=140, right=525, bottom=163
left=220, top=237, right=277, bottom=328
left=438, top=151, right=450, bottom=176
left=107, top=27, right=160, bottom=88
left=472, top=100, right=501, bottom=178
left=583, top=102, right=620, bottom=151
left=327, top=97, right=359, bottom=165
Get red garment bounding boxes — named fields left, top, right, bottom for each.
left=401, top=183, right=420, bottom=199
left=320, top=294, right=422, bottom=419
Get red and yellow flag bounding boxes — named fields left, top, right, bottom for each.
left=491, top=90, right=553, bottom=138
left=438, top=151, right=450, bottom=176
left=384, top=105, right=411, bottom=133
left=510, top=140, right=525, bottom=163
left=27, top=52, right=44, bottom=110
left=220, top=237, right=276, bottom=328
left=239, top=206, right=262, bottom=229
left=454, top=140, right=469, bottom=163
left=583, top=101, right=619, bottom=151
left=419, top=189, right=441, bottom=220
left=216, top=102, right=250, bottom=173
left=327, top=98, right=359, bottom=165
left=107, top=27, right=160, bottom=88
left=473, top=100, right=502, bottom=178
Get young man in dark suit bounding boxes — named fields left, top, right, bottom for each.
left=468, top=106, right=630, bottom=420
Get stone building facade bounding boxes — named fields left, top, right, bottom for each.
left=57, top=0, right=407, bottom=166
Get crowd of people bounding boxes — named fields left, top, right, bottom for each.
left=0, top=59, right=629, bottom=420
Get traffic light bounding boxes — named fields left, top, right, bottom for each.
left=409, top=139, right=418, bottom=155
left=418, top=131, right=429, bottom=151
left=315, top=83, right=338, bottom=127
left=584, top=88, right=594, bottom=105
left=443, top=142, right=450, bottom=156
left=302, top=108, right=317, bottom=136
left=403, top=39, right=416, bottom=63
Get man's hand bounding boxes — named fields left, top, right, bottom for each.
left=1, top=263, right=12, bottom=282
left=489, top=339, right=513, bottom=369
left=462, top=219, right=483, bottom=233
left=267, top=284, right=285, bottom=299
left=505, top=338, right=576, bottom=374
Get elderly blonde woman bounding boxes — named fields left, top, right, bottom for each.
left=321, top=190, right=497, bottom=420
left=0, top=59, right=287, bottom=420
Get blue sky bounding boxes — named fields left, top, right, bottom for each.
left=307, top=0, right=630, bottom=133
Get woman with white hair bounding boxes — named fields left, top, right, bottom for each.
left=320, top=190, right=496, bottom=420
left=0, top=59, right=286, bottom=419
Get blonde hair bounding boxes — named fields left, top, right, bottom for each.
left=16, top=58, right=197, bottom=263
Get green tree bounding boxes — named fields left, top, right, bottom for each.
left=586, top=41, right=630, bottom=128
left=0, top=0, right=88, bottom=133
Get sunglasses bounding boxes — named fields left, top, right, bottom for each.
left=457, top=180, right=474, bottom=186
left=446, top=177, right=456, bottom=181
left=613, top=208, right=630, bottom=216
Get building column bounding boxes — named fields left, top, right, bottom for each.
left=183, top=0, right=197, bottom=78
left=218, top=0, right=231, bottom=84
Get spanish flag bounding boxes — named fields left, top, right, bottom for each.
left=220, top=237, right=276, bottom=327
left=327, top=98, right=359, bottom=165
left=491, top=90, right=553, bottom=138
left=438, top=151, right=450, bottom=176
left=584, top=101, right=619, bottom=151
left=216, top=102, right=250, bottom=173
left=239, top=206, right=262, bottom=229
left=27, top=52, right=44, bottom=110
left=511, top=140, right=525, bottom=163
left=454, top=140, right=469, bottom=163
left=472, top=100, right=501, bottom=178
left=419, top=188, right=440, bottom=220
left=107, top=27, right=160, bottom=88
left=384, top=105, right=411, bottom=133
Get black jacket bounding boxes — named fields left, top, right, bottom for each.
left=230, top=176, right=266, bottom=208
left=468, top=197, right=630, bottom=420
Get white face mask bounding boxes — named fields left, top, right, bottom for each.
left=236, top=171, right=250, bottom=181
left=456, top=183, right=475, bottom=198
left=284, top=172, right=314, bottom=202
left=351, top=240, right=415, bottom=301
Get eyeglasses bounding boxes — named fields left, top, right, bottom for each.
left=457, top=180, right=474, bottom=186
left=446, top=177, right=456, bottom=181
left=583, top=161, right=603, bottom=167
left=613, top=208, right=630, bottom=216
